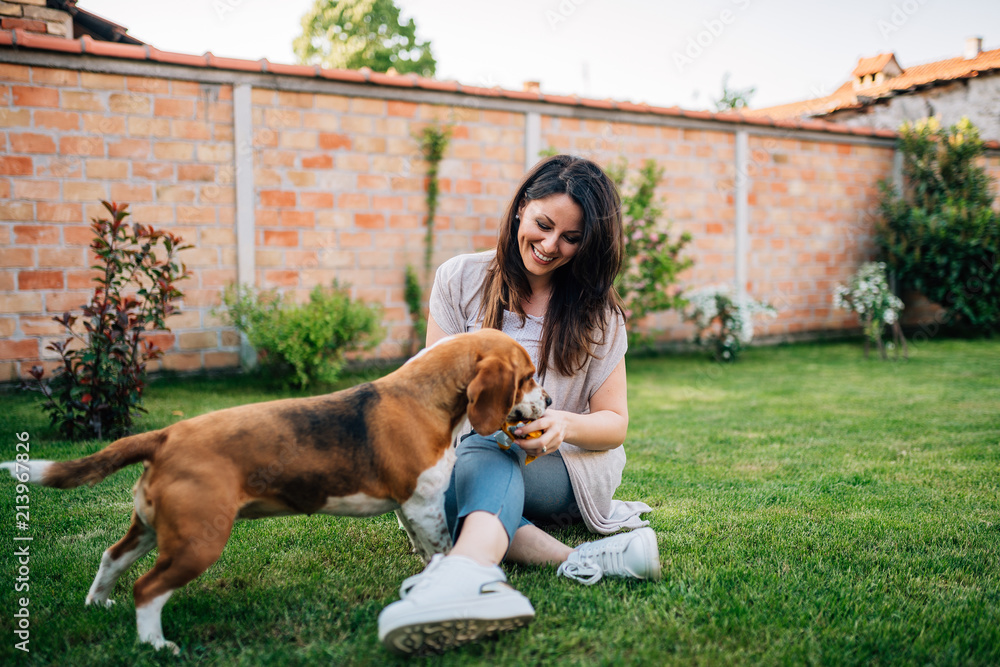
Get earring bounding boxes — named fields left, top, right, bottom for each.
left=515, top=214, right=520, bottom=220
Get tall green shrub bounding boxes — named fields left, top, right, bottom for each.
left=221, top=283, right=383, bottom=389
left=876, top=117, right=1000, bottom=332
left=608, top=158, right=694, bottom=343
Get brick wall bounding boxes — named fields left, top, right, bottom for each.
left=2, top=49, right=993, bottom=380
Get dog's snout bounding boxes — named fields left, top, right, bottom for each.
left=544, top=392, right=552, bottom=408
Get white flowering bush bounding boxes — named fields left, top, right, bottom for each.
left=834, top=262, right=907, bottom=359
left=683, top=286, right=776, bottom=362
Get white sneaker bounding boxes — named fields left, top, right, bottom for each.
left=557, top=527, right=661, bottom=585
left=378, top=554, right=535, bottom=654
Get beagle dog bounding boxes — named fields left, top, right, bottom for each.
left=2, top=328, right=549, bottom=654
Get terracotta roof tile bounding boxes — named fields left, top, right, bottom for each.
left=852, top=53, right=896, bottom=77
left=0, top=27, right=915, bottom=141
left=205, top=52, right=263, bottom=72
left=750, top=44, right=1000, bottom=120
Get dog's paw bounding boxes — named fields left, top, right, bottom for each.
left=85, top=595, right=115, bottom=608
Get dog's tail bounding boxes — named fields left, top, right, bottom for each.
left=1, top=429, right=165, bottom=489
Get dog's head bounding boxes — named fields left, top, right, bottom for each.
left=465, top=329, right=550, bottom=436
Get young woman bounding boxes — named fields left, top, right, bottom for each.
left=378, top=155, right=659, bottom=654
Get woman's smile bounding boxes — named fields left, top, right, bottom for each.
left=517, top=193, right=583, bottom=285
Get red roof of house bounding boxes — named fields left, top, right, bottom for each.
left=748, top=43, right=1000, bottom=121
left=852, top=53, right=897, bottom=78
left=0, top=27, right=903, bottom=140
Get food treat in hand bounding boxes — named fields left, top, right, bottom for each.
left=495, top=421, right=543, bottom=464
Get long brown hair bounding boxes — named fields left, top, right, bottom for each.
left=479, top=155, right=625, bottom=378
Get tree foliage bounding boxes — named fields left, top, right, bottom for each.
left=714, top=72, right=756, bottom=112
left=294, top=0, right=436, bottom=76
left=608, top=158, right=694, bottom=344
left=876, top=117, right=1000, bottom=332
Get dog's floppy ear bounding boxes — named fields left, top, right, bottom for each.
left=467, top=355, right=515, bottom=436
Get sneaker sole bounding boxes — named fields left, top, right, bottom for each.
left=381, top=613, right=534, bottom=655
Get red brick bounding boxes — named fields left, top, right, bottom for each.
left=81, top=113, right=125, bottom=136
left=387, top=101, right=418, bottom=117
left=357, top=174, right=387, bottom=189
left=126, top=76, right=170, bottom=94
left=86, top=159, right=129, bottom=180
left=133, top=162, right=175, bottom=180
left=14, top=225, right=59, bottom=244
left=19, top=317, right=66, bottom=336
left=62, top=91, right=105, bottom=112
left=59, top=136, right=103, bottom=156
left=160, top=352, right=202, bottom=372
left=110, top=183, right=153, bottom=202
left=156, top=185, right=196, bottom=203
left=373, top=195, right=404, bottom=210
left=0, top=64, right=30, bottom=82
left=10, top=133, right=56, bottom=154
left=36, top=248, right=83, bottom=268
left=264, top=270, right=299, bottom=287
left=63, top=181, right=107, bottom=202
left=355, top=213, right=385, bottom=229
left=18, top=270, right=64, bottom=290
left=173, top=120, right=211, bottom=140
left=389, top=214, right=420, bottom=229
left=0, top=248, right=34, bottom=267
left=63, top=226, right=93, bottom=246
left=280, top=211, right=314, bottom=227
left=319, top=132, right=351, bottom=150
left=178, top=164, right=216, bottom=181
left=0, top=339, right=38, bottom=361
left=109, top=139, right=150, bottom=159
left=0, top=108, right=30, bottom=128
left=260, top=190, right=296, bottom=207
left=176, top=206, right=215, bottom=224
left=2, top=17, right=47, bottom=32
left=337, top=193, right=368, bottom=209
left=301, top=192, right=334, bottom=208
left=110, top=93, right=151, bottom=114
left=263, top=230, right=298, bottom=247
left=80, top=72, right=125, bottom=90
left=339, top=232, right=372, bottom=248
left=0, top=156, right=33, bottom=175
left=154, top=98, right=196, bottom=118
left=276, top=91, right=314, bottom=108
left=13, top=179, right=58, bottom=200
left=34, top=110, right=79, bottom=131
left=301, top=154, right=333, bottom=169
left=36, top=203, right=82, bottom=223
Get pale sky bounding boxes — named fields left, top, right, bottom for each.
left=80, top=0, right=999, bottom=110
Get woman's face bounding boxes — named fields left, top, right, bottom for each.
left=516, top=193, right=584, bottom=288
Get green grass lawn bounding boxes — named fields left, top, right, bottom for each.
left=1, top=338, right=998, bottom=666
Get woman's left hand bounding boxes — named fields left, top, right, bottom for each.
left=513, top=409, right=571, bottom=459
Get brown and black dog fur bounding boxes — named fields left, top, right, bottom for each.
left=2, top=328, right=549, bottom=653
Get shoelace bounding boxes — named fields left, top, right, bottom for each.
left=556, top=558, right=603, bottom=585
left=576, top=541, right=627, bottom=576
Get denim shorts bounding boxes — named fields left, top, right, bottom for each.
left=443, top=432, right=582, bottom=545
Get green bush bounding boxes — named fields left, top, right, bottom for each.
left=876, top=117, right=1000, bottom=333
left=221, top=283, right=384, bottom=388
